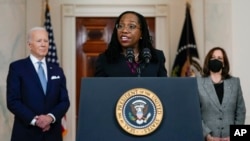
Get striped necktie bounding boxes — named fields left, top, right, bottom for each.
left=37, top=62, right=47, bottom=94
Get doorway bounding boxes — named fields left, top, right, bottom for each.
left=75, top=17, right=155, bottom=120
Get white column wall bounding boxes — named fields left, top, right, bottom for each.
left=1, top=0, right=250, bottom=141
left=231, top=0, right=250, bottom=124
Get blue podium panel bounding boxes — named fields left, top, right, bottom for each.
left=76, top=77, right=203, bottom=141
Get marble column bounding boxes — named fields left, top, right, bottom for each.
left=0, top=0, right=26, bottom=140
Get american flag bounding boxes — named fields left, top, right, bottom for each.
left=44, top=2, right=68, bottom=137
left=44, top=2, right=59, bottom=66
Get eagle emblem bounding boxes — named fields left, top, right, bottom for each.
left=116, top=88, right=163, bottom=136
left=129, top=100, right=151, bottom=124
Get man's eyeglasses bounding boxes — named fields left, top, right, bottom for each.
left=116, top=24, right=140, bottom=32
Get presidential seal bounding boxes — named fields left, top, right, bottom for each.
left=116, top=88, right=163, bottom=136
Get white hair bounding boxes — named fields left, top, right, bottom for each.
left=27, top=27, right=47, bottom=43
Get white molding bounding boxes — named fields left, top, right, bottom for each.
left=63, top=4, right=168, bottom=17
left=61, top=3, right=169, bottom=141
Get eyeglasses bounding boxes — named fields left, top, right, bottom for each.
left=116, top=23, right=140, bottom=32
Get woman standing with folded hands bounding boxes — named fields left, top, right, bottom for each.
left=197, top=47, right=246, bottom=141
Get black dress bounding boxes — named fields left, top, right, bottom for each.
left=94, top=50, right=167, bottom=77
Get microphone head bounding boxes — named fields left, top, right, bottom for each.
left=142, top=48, right=151, bottom=63
left=125, top=48, right=134, bottom=63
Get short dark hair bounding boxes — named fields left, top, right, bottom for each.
left=202, top=47, right=231, bottom=79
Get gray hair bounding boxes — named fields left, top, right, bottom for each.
left=27, top=27, right=47, bottom=43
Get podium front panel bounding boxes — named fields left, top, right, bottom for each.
left=76, top=77, right=203, bottom=141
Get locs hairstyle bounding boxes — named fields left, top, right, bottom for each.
left=104, top=11, right=158, bottom=63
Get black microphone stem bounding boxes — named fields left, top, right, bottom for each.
left=125, top=48, right=134, bottom=63
left=137, top=66, right=141, bottom=77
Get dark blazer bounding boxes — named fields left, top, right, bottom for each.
left=7, top=57, right=70, bottom=141
left=95, top=50, right=167, bottom=77
left=197, top=76, right=246, bottom=138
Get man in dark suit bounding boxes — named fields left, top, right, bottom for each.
left=6, top=27, right=70, bottom=141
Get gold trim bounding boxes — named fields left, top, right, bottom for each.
left=116, top=88, right=164, bottom=136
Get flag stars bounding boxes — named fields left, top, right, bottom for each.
left=44, top=4, right=59, bottom=66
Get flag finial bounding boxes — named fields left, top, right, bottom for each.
left=171, top=2, right=201, bottom=77
left=186, top=2, right=191, bottom=9
left=44, top=0, right=59, bottom=66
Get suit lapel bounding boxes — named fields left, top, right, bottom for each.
left=221, top=79, right=232, bottom=106
left=203, top=77, right=222, bottom=110
left=46, top=63, right=54, bottom=95
left=25, top=58, right=46, bottom=94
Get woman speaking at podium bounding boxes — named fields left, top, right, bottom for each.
left=94, top=11, right=167, bottom=77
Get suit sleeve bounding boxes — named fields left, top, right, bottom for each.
left=94, top=53, right=108, bottom=77
left=157, top=50, right=168, bottom=77
left=48, top=67, right=70, bottom=121
left=197, top=77, right=212, bottom=137
left=235, top=77, right=246, bottom=124
left=201, top=121, right=212, bottom=138
left=6, top=63, right=36, bottom=126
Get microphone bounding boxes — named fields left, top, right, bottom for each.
left=125, top=48, right=134, bottom=63
left=142, top=48, right=151, bottom=63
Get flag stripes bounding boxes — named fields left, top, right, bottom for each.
left=43, top=1, right=67, bottom=137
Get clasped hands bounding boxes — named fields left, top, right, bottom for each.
left=35, top=115, right=53, bottom=132
left=206, top=134, right=230, bottom=141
